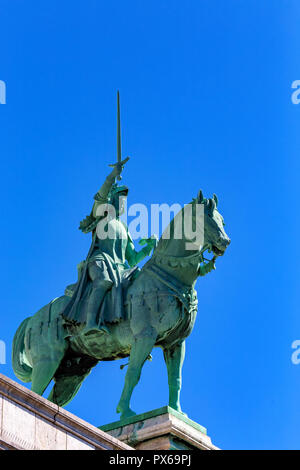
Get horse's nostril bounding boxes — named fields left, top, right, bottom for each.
left=227, top=239, right=231, bottom=245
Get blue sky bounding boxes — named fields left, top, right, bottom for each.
left=0, top=0, right=300, bottom=450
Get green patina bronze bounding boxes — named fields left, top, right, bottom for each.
left=12, top=94, right=230, bottom=420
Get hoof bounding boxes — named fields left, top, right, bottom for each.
left=116, top=404, right=136, bottom=420
left=121, top=408, right=136, bottom=420
left=169, top=406, right=188, bottom=417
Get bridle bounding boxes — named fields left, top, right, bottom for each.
left=152, top=243, right=213, bottom=268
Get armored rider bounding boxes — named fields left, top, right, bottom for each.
left=65, top=158, right=156, bottom=335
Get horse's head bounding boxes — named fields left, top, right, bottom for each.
left=197, top=190, right=231, bottom=256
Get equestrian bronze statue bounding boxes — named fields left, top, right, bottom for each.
left=12, top=94, right=231, bottom=419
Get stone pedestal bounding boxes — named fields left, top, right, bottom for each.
left=100, top=407, right=218, bottom=450
left=0, top=374, right=132, bottom=450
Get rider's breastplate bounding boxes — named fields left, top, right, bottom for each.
left=91, top=218, right=128, bottom=265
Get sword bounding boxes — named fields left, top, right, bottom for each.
left=109, top=90, right=129, bottom=180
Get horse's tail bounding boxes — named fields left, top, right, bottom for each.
left=12, top=317, right=32, bottom=383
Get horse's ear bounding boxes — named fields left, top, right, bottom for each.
left=213, top=193, right=218, bottom=206
left=198, top=190, right=204, bottom=203
left=209, top=198, right=216, bottom=212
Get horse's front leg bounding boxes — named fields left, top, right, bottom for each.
left=163, top=341, right=185, bottom=413
left=117, top=326, right=157, bottom=420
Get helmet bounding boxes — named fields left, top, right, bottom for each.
left=108, top=183, right=129, bottom=204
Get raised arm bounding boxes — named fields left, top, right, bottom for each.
left=92, top=171, right=115, bottom=217
left=92, top=157, right=129, bottom=217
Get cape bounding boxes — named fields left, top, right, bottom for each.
left=61, top=234, right=139, bottom=329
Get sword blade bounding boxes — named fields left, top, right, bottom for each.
left=117, top=90, right=121, bottom=164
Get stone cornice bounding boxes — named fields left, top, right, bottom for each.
left=0, top=374, right=133, bottom=450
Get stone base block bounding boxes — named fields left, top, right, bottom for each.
left=100, top=406, right=218, bottom=450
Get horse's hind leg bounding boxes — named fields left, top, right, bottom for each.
left=163, top=341, right=185, bottom=413
left=117, top=327, right=157, bottom=419
left=48, top=374, right=86, bottom=407
left=27, top=297, right=69, bottom=397
left=31, top=357, right=62, bottom=396
left=47, top=356, right=98, bottom=407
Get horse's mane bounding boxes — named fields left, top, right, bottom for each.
left=156, top=199, right=197, bottom=252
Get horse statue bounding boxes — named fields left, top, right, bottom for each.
left=12, top=190, right=230, bottom=419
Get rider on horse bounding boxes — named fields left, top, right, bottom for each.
left=63, top=159, right=157, bottom=335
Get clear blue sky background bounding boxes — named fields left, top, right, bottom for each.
left=0, top=0, right=299, bottom=450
